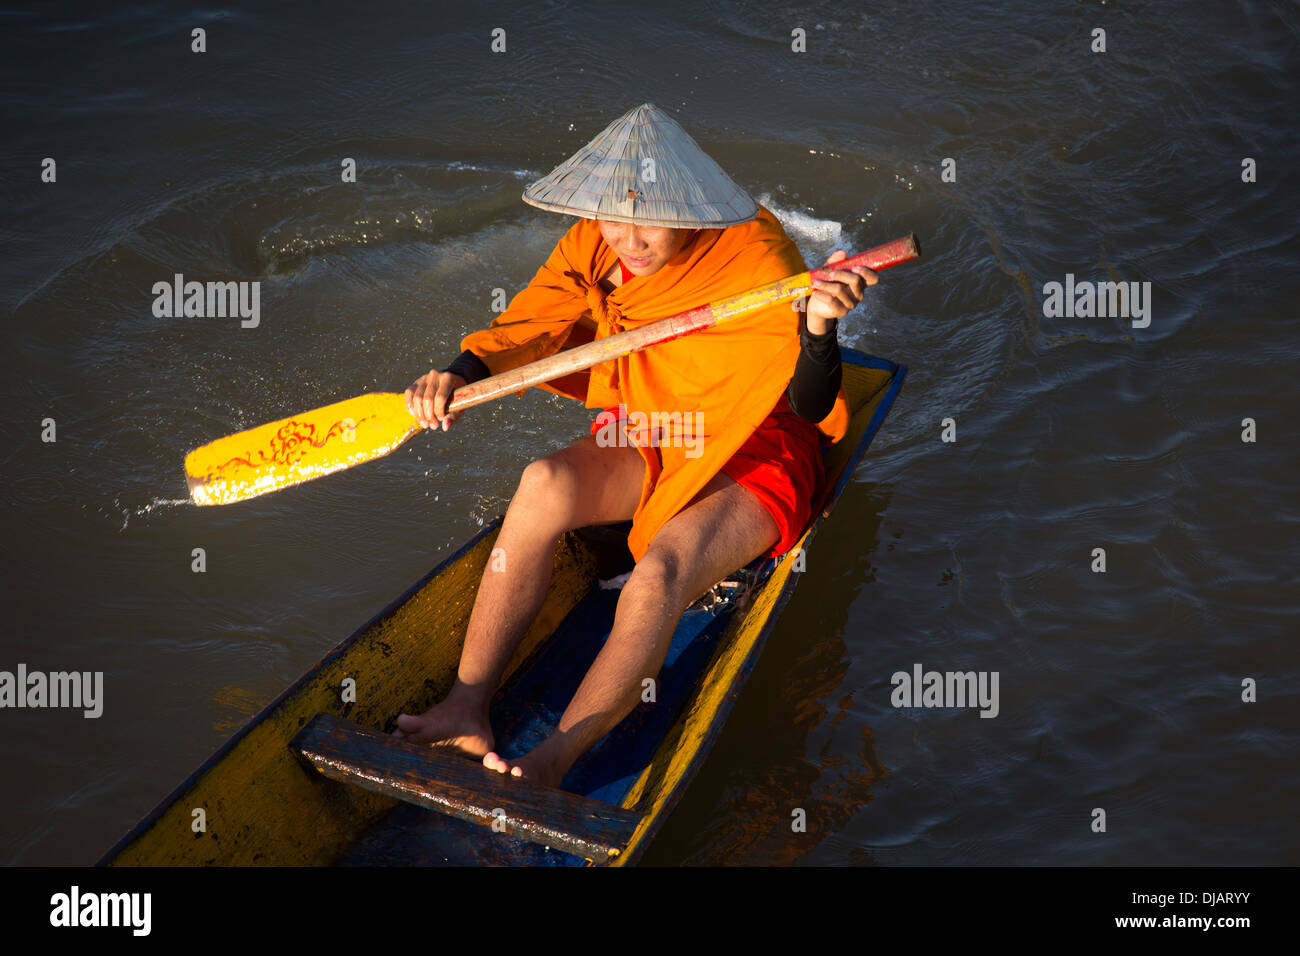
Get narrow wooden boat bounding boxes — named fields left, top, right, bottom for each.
left=99, top=348, right=905, bottom=866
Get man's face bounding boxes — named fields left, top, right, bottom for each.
left=596, top=220, right=694, bottom=277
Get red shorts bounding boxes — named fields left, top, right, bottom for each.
left=589, top=396, right=825, bottom=558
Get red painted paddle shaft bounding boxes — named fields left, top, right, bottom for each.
left=809, top=234, right=921, bottom=279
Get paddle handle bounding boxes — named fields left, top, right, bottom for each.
left=447, top=234, right=920, bottom=413
left=809, top=234, right=920, bottom=279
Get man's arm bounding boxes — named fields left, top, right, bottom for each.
left=786, top=250, right=877, bottom=421
left=786, top=313, right=841, bottom=421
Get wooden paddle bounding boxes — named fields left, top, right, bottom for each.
left=185, top=234, right=920, bottom=505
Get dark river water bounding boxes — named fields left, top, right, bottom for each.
left=2, top=0, right=1296, bottom=865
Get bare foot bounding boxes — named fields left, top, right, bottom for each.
left=392, top=696, right=493, bottom=758
left=481, top=749, right=564, bottom=788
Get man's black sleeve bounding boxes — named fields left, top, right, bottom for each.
left=441, top=350, right=491, bottom=384
left=786, top=315, right=841, bottom=421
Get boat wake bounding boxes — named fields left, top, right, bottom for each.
left=36, top=159, right=549, bottom=286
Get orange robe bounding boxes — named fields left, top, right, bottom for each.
left=461, top=206, right=850, bottom=559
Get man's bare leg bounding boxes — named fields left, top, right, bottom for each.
left=483, top=470, right=780, bottom=785
left=392, top=437, right=645, bottom=754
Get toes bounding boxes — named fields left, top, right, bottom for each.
left=484, top=752, right=527, bottom=777
left=394, top=713, right=419, bottom=731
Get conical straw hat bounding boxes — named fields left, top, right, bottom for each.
left=522, top=103, right=758, bottom=228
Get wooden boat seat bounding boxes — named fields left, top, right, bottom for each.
left=291, top=713, right=641, bottom=865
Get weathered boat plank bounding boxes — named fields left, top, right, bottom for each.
left=294, top=714, right=639, bottom=864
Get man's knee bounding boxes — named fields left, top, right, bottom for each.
left=507, top=455, right=578, bottom=526
left=627, top=546, right=685, bottom=599
left=514, top=456, right=564, bottom=503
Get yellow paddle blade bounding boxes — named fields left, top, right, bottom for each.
left=185, top=393, right=421, bottom=506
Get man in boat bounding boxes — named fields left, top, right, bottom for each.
left=394, top=103, right=875, bottom=787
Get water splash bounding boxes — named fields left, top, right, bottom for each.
left=118, top=496, right=191, bottom=531
left=755, top=191, right=844, bottom=257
